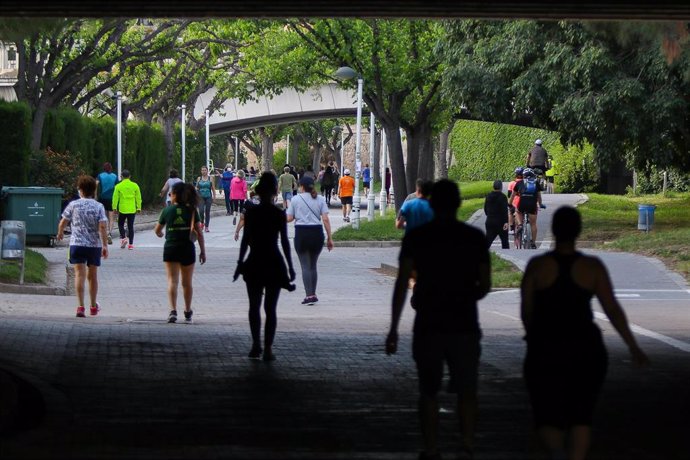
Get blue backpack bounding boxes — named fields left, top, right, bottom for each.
left=523, top=178, right=538, bottom=196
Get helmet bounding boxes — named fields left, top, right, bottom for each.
left=514, top=167, right=524, bottom=176
left=535, top=139, right=543, bottom=145
left=523, top=168, right=536, bottom=179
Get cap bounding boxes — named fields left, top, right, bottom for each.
left=535, top=139, right=543, bottom=145
left=299, top=176, right=314, bottom=187
left=344, top=169, right=351, bottom=175
left=493, top=180, right=503, bottom=190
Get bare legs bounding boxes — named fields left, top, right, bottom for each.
left=538, top=425, right=591, bottom=460
left=74, top=263, right=99, bottom=307
left=165, top=262, right=195, bottom=312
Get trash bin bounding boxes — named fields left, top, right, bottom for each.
left=637, top=204, right=657, bottom=231
left=1, top=187, right=64, bottom=246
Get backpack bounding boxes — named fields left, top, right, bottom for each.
left=522, top=178, right=537, bottom=196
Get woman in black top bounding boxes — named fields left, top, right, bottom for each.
left=521, top=206, right=648, bottom=460
left=234, top=172, right=296, bottom=361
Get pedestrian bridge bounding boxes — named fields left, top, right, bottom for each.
left=193, top=84, right=359, bottom=135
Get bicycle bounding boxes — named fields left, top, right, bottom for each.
left=515, top=207, right=544, bottom=249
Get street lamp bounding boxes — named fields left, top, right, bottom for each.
left=205, top=109, right=210, bottom=172
left=116, top=91, right=123, bottom=179
left=367, top=112, right=376, bottom=221
left=178, top=104, right=187, bottom=181
left=334, top=66, right=363, bottom=229
left=380, top=128, right=388, bottom=216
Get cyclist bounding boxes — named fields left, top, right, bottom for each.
left=526, top=139, right=550, bottom=173
left=507, top=167, right=524, bottom=236
left=509, top=168, right=545, bottom=249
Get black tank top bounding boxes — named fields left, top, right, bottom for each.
left=530, top=252, right=600, bottom=344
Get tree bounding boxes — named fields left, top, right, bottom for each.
left=439, top=20, right=690, bottom=174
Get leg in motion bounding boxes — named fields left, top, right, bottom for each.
left=74, top=263, right=87, bottom=312
left=246, top=280, right=264, bottom=358
left=165, top=262, right=180, bottom=312
left=87, top=265, right=99, bottom=313
left=180, top=263, right=195, bottom=313
left=262, top=285, right=281, bottom=361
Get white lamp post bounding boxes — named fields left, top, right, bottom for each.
left=380, top=128, right=388, bottom=216
left=235, top=136, right=239, bottom=170
left=286, top=134, right=290, bottom=165
left=367, top=112, right=376, bottom=221
left=116, top=91, right=123, bottom=179
left=180, top=104, right=186, bottom=181
left=205, top=109, right=210, bottom=171
left=334, top=66, right=363, bottom=229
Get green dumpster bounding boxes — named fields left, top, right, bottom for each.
left=1, top=187, right=64, bottom=246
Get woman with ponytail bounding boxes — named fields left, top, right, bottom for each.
left=286, top=175, right=334, bottom=305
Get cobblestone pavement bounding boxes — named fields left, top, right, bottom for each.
left=1, top=196, right=689, bottom=459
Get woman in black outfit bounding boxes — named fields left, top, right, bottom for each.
left=234, top=171, right=296, bottom=361
left=521, top=206, right=649, bottom=460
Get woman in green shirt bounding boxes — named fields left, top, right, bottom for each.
left=155, top=182, right=206, bottom=323
left=196, top=165, right=216, bottom=232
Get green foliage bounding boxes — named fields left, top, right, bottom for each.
left=29, top=146, right=83, bottom=200
left=548, top=142, right=600, bottom=193
left=273, top=146, right=312, bottom=170
left=633, top=167, right=690, bottom=194
left=0, top=101, right=31, bottom=186
left=125, top=122, right=168, bottom=205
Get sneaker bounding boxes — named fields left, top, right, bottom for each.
left=128, top=244, right=134, bottom=250
left=233, top=216, right=237, bottom=225
left=120, top=238, right=128, bottom=248
left=309, top=295, right=318, bottom=304
left=107, top=234, right=112, bottom=245
left=90, top=302, right=100, bottom=316
left=76, top=306, right=86, bottom=318
left=204, top=226, right=209, bottom=233
left=167, top=310, right=177, bottom=323
left=301, top=297, right=313, bottom=305
left=263, top=349, right=276, bottom=362
left=248, top=345, right=262, bottom=360
left=183, top=310, right=193, bottom=323
left=531, top=241, right=537, bottom=249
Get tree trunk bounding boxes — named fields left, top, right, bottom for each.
left=436, top=121, right=455, bottom=180
left=312, top=144, right=322, bottom=173
left=162, top=116, right=175, bottom=169
left=260, top=127, right=274, bottom=172
left=30, top=100, right=49, bottom=152
left=416, top=121, right=435, bottom=182
left=380, top=121, right=407, bottom=212
left=404, top=127, right=420, bottom=192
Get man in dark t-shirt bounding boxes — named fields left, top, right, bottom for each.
left=484, top=180, right=510, bottom=249
left=386, top=179, right=491, bottom=460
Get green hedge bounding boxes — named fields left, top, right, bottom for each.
left=448, top=120, right=599, bottom=192
left=0, top=101, right=31, bottom=186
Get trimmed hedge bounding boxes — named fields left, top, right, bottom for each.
left=448, top=120, right=599, bottom=192
left=0, top=100, right=31, bottom=186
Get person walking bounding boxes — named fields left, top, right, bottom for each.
left=57, top=175, right=109, bottom=318
left=95, top=162, right=117, bottom=244
left=338, top=168, right=355, bottom=222
left=278, top=166, right=298, bottom=210
left=386, top=179, right=491, bottom=460
left=230, top=169, right=248, bottom=225
left=234, top=171, right=296, bottom=362
left=520, top=206, right=649, bottom=460
left=220, top=165, right=234, bottom=215
left=385, top=167, right=392, bottom=204
left=483, top=180, right=510, bottom=249
left=154, top=182, right=206, bottom=324
left=159, top=169, right=183, bottom=207
left=196, top=165, right=215, bottom=232
left=362, top=163, right=371, bottom=197
left=112, top=169, right=142, bottom=250
left=321, top=165, right=336, bottom=205
left=395, top=179, right=434, bottom=235
left=286, top=176, right=334, bottom=305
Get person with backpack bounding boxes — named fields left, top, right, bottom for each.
left=509, top=168, right=545, bottom=249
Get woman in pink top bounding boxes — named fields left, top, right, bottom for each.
left=230, top=169, right=248, bottom=225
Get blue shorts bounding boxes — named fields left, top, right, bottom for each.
left=282, top=191, right=293, bottom=203
left=69, top=246, right=102, bottom=266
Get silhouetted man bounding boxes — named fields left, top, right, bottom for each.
left=386, top=179, right=491, bottom=460
left=484, top=180, right=510, bottom=249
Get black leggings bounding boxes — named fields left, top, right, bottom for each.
left=117, top=213, right=136, bottom=243
left=485, top=222, right=509, bottom=249
left=245, top=280, right=281, bottom=348
left=231, top=199, right=244, bottom=215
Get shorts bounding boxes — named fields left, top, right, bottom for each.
left=163, top=244, right=196, bottom=266
left=99, top=199, right=113, bottom=212
left=413, top=332, right=481, bottom=396
left=518, top=201, right=537, bottom=215
left=69, top=246, right=102, bottom=266
left=340, top=196, right=353, bottom=205
left=363, top=181, right=370, bottom=189
left=282, top=191, right=293, bottom=203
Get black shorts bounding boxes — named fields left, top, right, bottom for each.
left=340, top=196, right=353, bottom=205
left=413, top=332, right=481, bottom=396
left=518, top=201, right=537, bottom=215
left=363, top=181, right=370, bottom=189
left=99, top=199, right=113, bottom=212
left=69, top=246, right=102, bottom=266
left=163, top=243, right=196, bottom=266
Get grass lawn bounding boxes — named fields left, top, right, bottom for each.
left=0, top=248, right=48, bottom=284
left=578, top=192, right=690, bottom=280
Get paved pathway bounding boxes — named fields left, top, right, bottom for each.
left=0, top=192, right=688, bottom=459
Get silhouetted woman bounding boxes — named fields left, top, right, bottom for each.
left=521, top=206, right=649, bottom=460
left=234, top=171, right=296, bottom=361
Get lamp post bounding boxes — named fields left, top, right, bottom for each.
left=205, top=109, right=210, bottom=171
left=367, top=112, right=376, bottom=221
left=180, top=104, right=186, bottom=181
left=334, top=66, right=363, bottom=229
left=235, top=136, right=239, bottom=170
left=116, top=91, right=123, bottom=179
left=380, top=128, right=388, bottom=216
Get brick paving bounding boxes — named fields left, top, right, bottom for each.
left=0, top=195, right=688, bottom=459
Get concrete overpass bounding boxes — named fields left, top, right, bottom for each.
left=193, top=84, right=360, bottom=135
